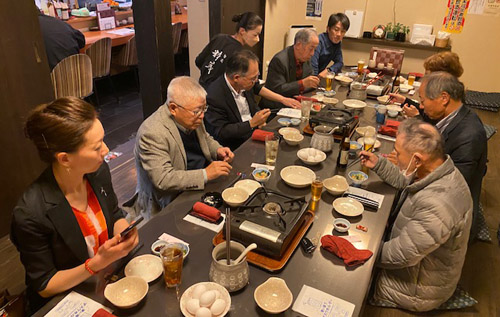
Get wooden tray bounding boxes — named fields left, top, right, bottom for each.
left=212, top=211, right=315, bottom=272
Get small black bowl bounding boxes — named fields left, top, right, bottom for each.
left=201, top=192, right=223, bottom=208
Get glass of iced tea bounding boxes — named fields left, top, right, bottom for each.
left=265, top=134, right=279, bottom=166
left=161, top=243, right=184, bottom=288
left=311, top=177, right=323, bottom=201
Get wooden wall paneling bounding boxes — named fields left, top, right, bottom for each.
left=0, top=3, right=54, bottom=237
left=133, top=0, right=176, bottom=119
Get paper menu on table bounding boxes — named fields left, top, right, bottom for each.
left=292, top=285, right=355, bottom=317
left=44, top=291, right=111, bottom=317
left=346, top=186, right=384, bottom=206
left=276, top=108, right=301, bottom=119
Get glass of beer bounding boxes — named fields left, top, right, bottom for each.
left=265, top=135, right=279, bottom=166
left=161, top=243, right=184, bottom=288
left=325, top=71, right=334, bottom=91
left=311, top=177, right=323, bottom=201
left=361, top=127, right=376, bottom=174
left=408, top=74, right=416, bottom=86
left=357, top=60, right=365, bottom=74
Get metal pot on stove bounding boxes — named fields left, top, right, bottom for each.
left=310, top=125, right=339, bottom=152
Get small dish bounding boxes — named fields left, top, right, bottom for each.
left=311, top=94, right=324, bottom=102
left=234, top=179, right=261, bottom=195
left=277, top=118, right=292, bottom=127
left=104, top=276, right=149, bottom=309
left=324, top=90, right=336, bottom=97
left=376, top=95, right=390, bottom=104
left=278, top=127, right=300, bottom=137
left=349, top=141, right=362, bottom=151
left=280, top=165, right=316, bottom=188
left=252, top=167, right=271, bottom=183
left=222, top=187, right=249, bottom=207
left=151, top=240, right=167, bottom=256
left=399, top=84, right=413, bottom=93
left=367, top=72, right=377, bottom=79
left=297, top=148, right=326, bottom=165
left=290, top=118, right=301, bottom=126
left=348, top=170, right=369, bottom=187
left=322, top=97, right=339, bottom=105
left=387, top=110, right=399, bottom=117
left=283, top=132, right=304, bottom=146
left=323, top=175, right=349, bottom=196
left=335, top=75, right=353, bottom=86
left=201, top=192, right=223, bottom=208
left=124, top=254, right=163, bottom=283
left=387, top=104, right=402, bottom=112
left=333, top=218, right=351, bottom=232
left=311, top=102, right=324, bottom=112
left=355, top=126, right=376, bottom=137
left=343, top=99, right=367, bottom=109
left=254, top=277, right=293, bottom=314
left=332, top=197, right=364, bottom=217
left=180, top=282, right=231, bottom=317
left=357, top=137, right=381, bottom=149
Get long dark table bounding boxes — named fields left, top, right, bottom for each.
left=34, top=82, right=398, bottom=317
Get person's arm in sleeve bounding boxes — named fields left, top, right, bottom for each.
left=204, top=101, right=252, bottom=144
left=330, top=44, right=344, bottom=73
left=265, top=58, right=301, bottom=97
left=195, top=40, right=213, bottom=69
left=258, top=87, right=301, bottom=109
left=71, top=26, right=85, bottom=50
left=448, top=131, right=486, bottom=187
left=310, top=43, right=321, bottom=75
left=372, top=156, right=410, bottom=190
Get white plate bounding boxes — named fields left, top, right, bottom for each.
left=124, top=254, right=163, bottom=283
left=332, top=197, right=364, bottom=217
left=297, top=148, right=326, bottom=165
left=180, top=282, right=231, bottom=317
left=280, top=165, right=316, bottom=188
left=355, top=126, right=376, bottom=136
left=357, top=137, right=381, bottom=149
left=234, top=179, right=261, bottom=195
left=343, top=99, right=367, bottom=109
left=278, top=127, right=300, bottom=136
left=104, top=276, right=149, bottom=309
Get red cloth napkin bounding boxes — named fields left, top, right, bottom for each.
left=93, top=309, right=117, bottom=317
left=252, top=129, right=274, bottom=142
left=192, top=202, right=221, bottom=223
left=321, top=235, right=373, bottom=266
left=294, top=95, right=319, bottom=103
left=378, top=119, right=401, bottom=137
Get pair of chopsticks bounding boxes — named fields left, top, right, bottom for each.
left=366, top=71, right=383, bottom=86
left=383, top=87, right=399, bottom=105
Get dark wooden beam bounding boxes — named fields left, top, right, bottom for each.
left=133, top=0, right=175, bottom=119
left=209, top=0, right=221, bottom=39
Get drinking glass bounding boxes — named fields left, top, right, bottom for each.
left=301, top=100, right=312, bottom=121
left=325, top=71, right=334, bottom=91
left=311, top=177, right=323, bottom=201
left=161, top=243, right=184, bottom=288
left=265, top=135, right=279, bottom=166
left=357, top=60, right=365, bottom=74
left=408, top=74, right=416, bottom=86
left=361, top=127, right=376, bottom=175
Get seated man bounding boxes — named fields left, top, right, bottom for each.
left=261, top=28, right=320, bottom=109
left=361, top=119, right=472, bottom=311
left=205, top=50, right=271, bottom=150
left=311, top=13, right=350, bottom=77
left=129, top=77, right=234, bottom=218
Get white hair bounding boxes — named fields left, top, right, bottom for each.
left=167, top=76, right=207, bottom=107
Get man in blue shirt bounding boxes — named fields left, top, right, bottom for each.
left=311, top=13, right=350, bottom=77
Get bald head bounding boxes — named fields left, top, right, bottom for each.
left=398, top=118, right=445, bottom=160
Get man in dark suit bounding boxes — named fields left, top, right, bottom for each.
left=418, top=72, right=487, bottom=239
left=205, top=50, right=271, bottom=150
left=261, top=28, right=320, bottom=109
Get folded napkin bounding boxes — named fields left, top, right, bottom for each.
left=321, top=235, right=373, bottom=266
left=93, top=309, right=117, bottom=317
left=192, top=202, right=221, bottom=223
left=378, top=120, right=401, bottom=137
left=252, top=129, right=274, bottom=142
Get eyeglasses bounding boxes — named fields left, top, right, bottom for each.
left=245, top=73, right=260, bottom=83
left=176, top=103, right=209, bottom=117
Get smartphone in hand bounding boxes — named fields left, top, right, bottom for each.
left=120, top=216, right=144, bottom=240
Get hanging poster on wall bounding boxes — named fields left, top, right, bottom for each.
left=484, top=0, right=500, bottom=16
left=306, top=0, right=323, bottom=20
left=442, top=0, right=470, bottom=33
left=468, top=0, right=485, bottom=14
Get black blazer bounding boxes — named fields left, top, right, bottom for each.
left=261, top=45, right=313, bottom=109
left=11, top=163, right=124, bottom=312
left=205, top=75, right=261, bottom=150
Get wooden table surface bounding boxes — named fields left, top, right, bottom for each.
left=33, top=82, right=399, bottom=317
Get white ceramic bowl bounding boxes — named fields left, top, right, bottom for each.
left=124, top=254, right=163, bottom=283
left=222, top=187, right=249, bottom=207
left=297, top=148, right=326, bottom=165
left=180, top=282, right=231, bottom=317
left=323, top=175, right=349, bottom=196
left=252, top=167, right=271, bottom=183
left=387, top=104, right=402, bottom=112
left=323, top=97, right=339, bottom=105
left=377, top=95, right=390, bottom=104
left=283, top=132, right=304, bottom=146
left=277, top=118, right=292, bottom=127
left=332, top=197, right=364, bottom=217
left=234, top=179, right=261, bottom=195
left=333, top=218, right=351, bottom=233
left=387, top=110, right=399, bottom=117
left=343, top=99, right=367, bottom=109
left=348, top=170, right=369, bottom=186
left=399, top=84, right=413, bottom=93
left=104, top=276, right=149, bottom=309
left=280, top=165, right=316, bottom=188
left=278, top=127, right=300, bottom=137
left=254, top=277, right=293, bottom=314
left=357, top=137, right=381, bottom=149
left=290, top=118, right=301, bottom=126
left=151, top=239, right=167, bottom=256
left=335, top=75, right=353, bottom=86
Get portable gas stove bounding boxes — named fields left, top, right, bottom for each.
left=224, top=187, right=308, bottom=259
left=309, top=107, right=357, bottom=138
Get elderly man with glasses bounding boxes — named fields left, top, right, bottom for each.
left=127, top=76, right=234, bottom=218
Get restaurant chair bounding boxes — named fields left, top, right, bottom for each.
left=85, top=37, right=118, bottom=105
left=172, top=22, right=183, bottom=55
left=50, top=54, right=93, bottom=99
left=112, top=35, right=139, bottom=91
left=369, top=47, right=405, bottom=76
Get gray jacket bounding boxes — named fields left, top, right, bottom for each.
left=372, top=156, right=472, bottom=311
left=127, top=104, right=221, bottom=218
